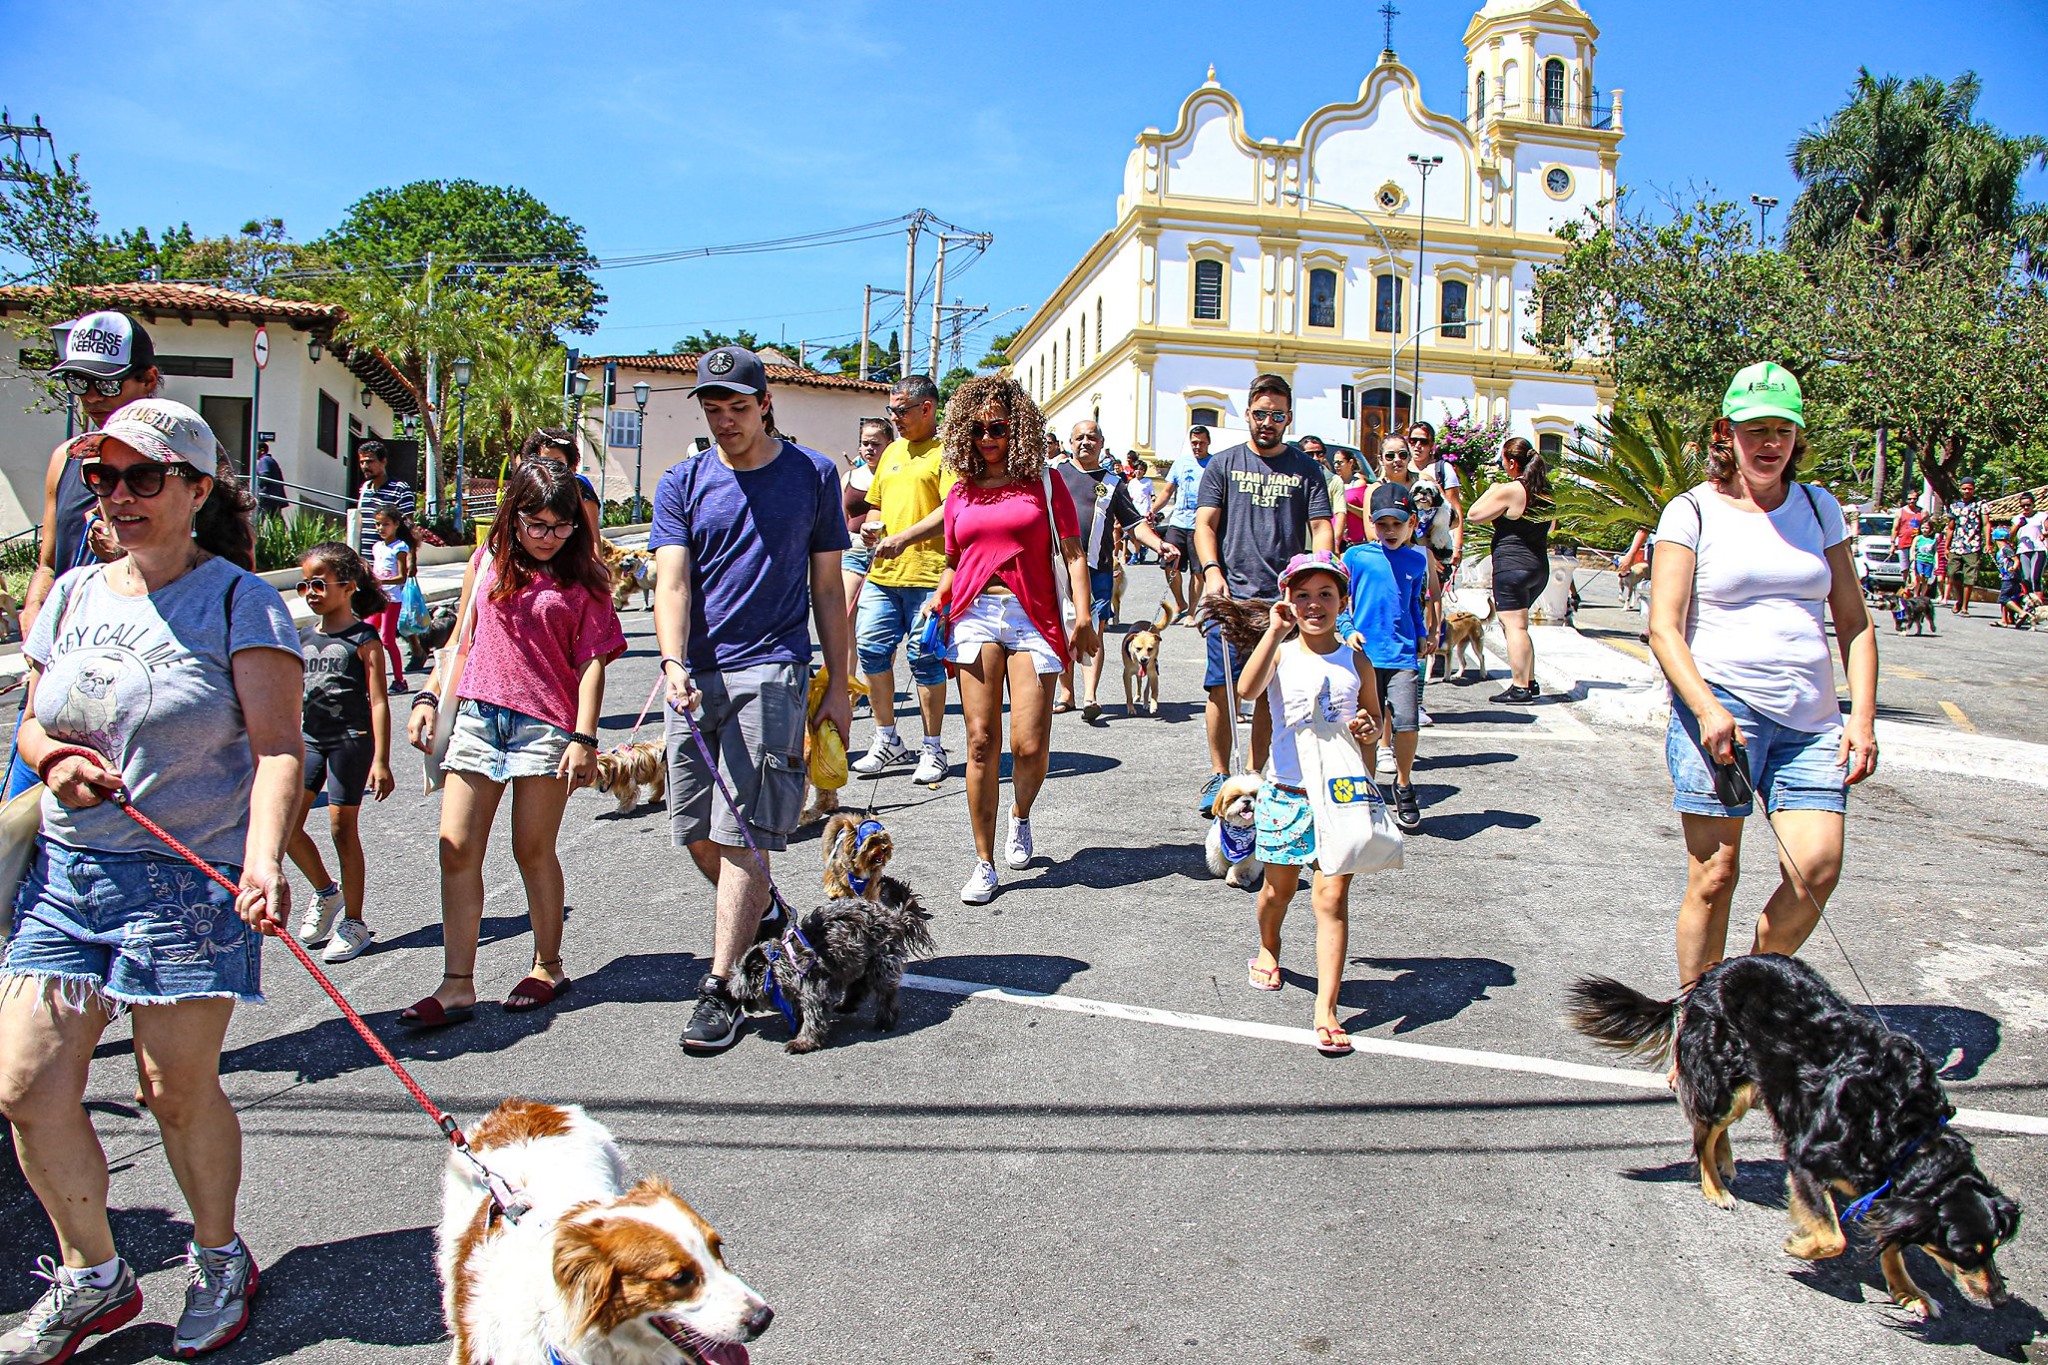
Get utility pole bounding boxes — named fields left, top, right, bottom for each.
left=422, top=251, right=439, bottom=520
left=0, top=110, right=54, bottom=183
left=929, top=234, right=947, bottom=382
left=860, top=287, right=875, bottom=381
left=901, top=213, right=922, bottom=379
left=1873, top=423, right=1888, bottom=506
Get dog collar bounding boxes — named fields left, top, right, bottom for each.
left=1842, top=1115, right=1949, bottom=1222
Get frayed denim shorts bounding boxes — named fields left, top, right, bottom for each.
left=1667, top=684, right=1847, bottom=819
left=443, top=699, right=570, bottom=784
left=2, top=840, right=258, bottom=1013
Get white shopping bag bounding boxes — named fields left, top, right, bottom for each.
left=1297, top=717, right=1404, bottom=876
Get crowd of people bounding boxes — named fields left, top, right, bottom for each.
left=0, top=315, right=1890, bottom=1361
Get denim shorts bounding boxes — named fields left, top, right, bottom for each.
left=443, top=699, right=571, bottom=784
left=949, top=592, right=1062, bottom=675
left=856, top=583, right=946, bottom=686
left=1667, top=684, right=1847, bottom=818
left=1253, top=783, right=1316, bottom=866
left=842, top=545, right=874, bottom=577
left=2, top=841, right=258, bottom=1012
left=1089, top=567, right=1116, bottom=625
left=1202, top=622, right=1248, bottom=691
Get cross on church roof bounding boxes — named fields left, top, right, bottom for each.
left=1379, top=0, right=1399, bottom=56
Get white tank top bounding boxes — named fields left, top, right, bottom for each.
left=1264, top=638, right=1362, bottom=786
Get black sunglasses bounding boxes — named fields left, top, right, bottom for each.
left=972, top=420, right=1012, bottom=440
left=63, top=373, right=128, bottom=397
left=81, top=461, right=196, bottom=498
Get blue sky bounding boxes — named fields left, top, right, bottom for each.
left=4, top=0, right=2044, bottom=365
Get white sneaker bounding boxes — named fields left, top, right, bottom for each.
left=852, top=734, right=912, bottom=775
left=1417, top=704, right=1435, bottom=727
left=295, top=884, right=346, bottom=945
left=1005, top=816, right=1034, bottom=869
left=960, top=860, right=999, bottom=905
left=1375, top=749, right=1397, bottom=782
left=912, top=742, right=948, bottom=785
left=321, top=918, right=374, bottom=962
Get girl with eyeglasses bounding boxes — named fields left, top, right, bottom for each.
left=286, top=543, right=395, bottom=965
left=401, top=459, right=625, bottom=1028
left=925, top=375, right=1096, bottom=904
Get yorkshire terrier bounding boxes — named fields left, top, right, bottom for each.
left=729, top=874, right=935, bottom=1054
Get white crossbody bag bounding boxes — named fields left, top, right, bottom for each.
left=1039, top=471, right=1079, bottom=642
left=1296, top=716, right=1404, bottom=876
left=423, top=551, right=485, bottom=794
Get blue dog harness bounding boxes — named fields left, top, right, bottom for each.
left=845, top=818, right=887, bottom=896
left=760, top=923, right=817, bottom=1033
left=1841, top=1115, right=1950, bottom=1223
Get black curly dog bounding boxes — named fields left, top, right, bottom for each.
left=730, top=874, right=934, bottom=1054
left=1569, top=954, right=2018, bottom=1319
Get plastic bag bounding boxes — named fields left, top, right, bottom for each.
left=396, top=578, right=429, bottom=637
left=803, top=667, right=866, bottom=792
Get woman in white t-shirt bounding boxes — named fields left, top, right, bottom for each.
left=1648, top=362, right=1878, bottom=993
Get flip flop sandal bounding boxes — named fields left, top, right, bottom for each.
left=1082, top=702, right=1103, bottom=722
left=1248, top=958, right=1282, bottom=992
left=1052, top=701, right=1074, bottom=714
left=504, top=976, right=572, bottom=1013
left=1316, top=1025, right=1354, bottom=1056
left=398, top=997, right=475, bottom=1029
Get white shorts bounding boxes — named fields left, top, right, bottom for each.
left=947, top=592, right=1062, bottom=675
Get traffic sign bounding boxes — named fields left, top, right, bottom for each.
left=253, top=326, right=270, bottom=370
left=256, top=431, right=276, bottom=443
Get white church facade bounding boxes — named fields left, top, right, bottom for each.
left=1010, top=0, right=1620, bottom=465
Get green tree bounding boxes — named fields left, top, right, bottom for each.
left=820, top=330, right=900, bottom=382
left=314, top=179, right=604, bottom=335
left=669, top=329, right=765, bottom=354
left=1553, top=408, right=1710, bottom=549
left=1787, top=69, right=2048, bottom=268
left=979, top=327, right=1021, bottom=370
left=0, top=146, right=99, bottom=289
left=99, top=218, right=297, bottom=293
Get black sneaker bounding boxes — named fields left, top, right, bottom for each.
left=1197, top=772, right=1227, bottom=818
left=1392, top=783, right=1422, bottom=832
left=1488, top=684, right=1537, bottom=704
left=681, top=976, right=743, bottom=1053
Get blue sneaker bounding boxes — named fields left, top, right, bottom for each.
left=1197, top=772, right=1227, bottom=818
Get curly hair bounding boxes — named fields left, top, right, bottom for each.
left=940, top=375, right=1048, bottom=482
left=1706, top=418, right=1807, bottom=487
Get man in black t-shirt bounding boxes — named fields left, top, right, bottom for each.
left=1055, top=420, right=1179, bottom=720
left=1191, top=374, right=1334, bottom=814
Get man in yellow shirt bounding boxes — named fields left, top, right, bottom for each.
left=847, top=374, right=953, bottom=784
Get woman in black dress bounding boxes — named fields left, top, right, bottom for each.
left=1464, top=437, right=1552, bottom=703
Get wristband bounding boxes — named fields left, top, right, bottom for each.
left=568, top=732, right=599, bottom=749
left=412, top=692, right=439, bottom=709
left=1200, top=560, right=1224, bottom=576
left=658, top=655, right=688, bottom=676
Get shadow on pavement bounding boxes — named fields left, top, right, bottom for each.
left=1625, top=1155, right=1792, bottom=1210
left=1022, top=842, right=1201, bottom=891
left=1417, top=750, right=1516, bottom=772
left=1422, top=809, right=1541, bottom=841
left=1333, top=956, right=1517, bottom=1034
left=0, top=1203, right=192, bottom=1316
left=1868, top=1004, right=2003, bottom=1082
left=229, top=1226, right=446, bottom=1359
left=745, top=952, right=1091, bottom=1051
left=1786, top=1253, right=2045, bottom=1353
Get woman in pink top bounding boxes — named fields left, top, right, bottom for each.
left=401, top=459, right=625, bottom=1026
left=927, top=375, right=1096, bottom=905
left=1335, top=448, right=1372, bottom=546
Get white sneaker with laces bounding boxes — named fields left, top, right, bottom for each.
left=851, top=734, right=912, bottom=776
left=321, top=918, right=374, bottom=962
left=295, top=885, right=345, bottom=945
left=1417, top=704, right=1435, bottom=727
left=1005, top=816, right=1034, bottom=869
left=960, top=860, right=1000, bottom=905
left=912, top=742, right=948, bottom=785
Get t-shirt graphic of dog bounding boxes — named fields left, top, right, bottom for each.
left=48, top=652, right=137, bottom=760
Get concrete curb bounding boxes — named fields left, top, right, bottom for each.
left=1480, top=621, right=2048, bottom=790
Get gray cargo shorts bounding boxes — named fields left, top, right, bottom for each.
left=665, top=661, right=808, bottom=852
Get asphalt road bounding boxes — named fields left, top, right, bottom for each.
left=4, top=563, right=2046, bottom=1363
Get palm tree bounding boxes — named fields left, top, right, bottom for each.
left=1553, top=408, right=1708, bottom=546
left=1787, top=69, right=2048, bottom=265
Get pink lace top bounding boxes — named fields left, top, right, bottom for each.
left=456, top=551, right=627, bottom=733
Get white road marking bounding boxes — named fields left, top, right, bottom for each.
left=903, top=973, right=2048, bottom=1138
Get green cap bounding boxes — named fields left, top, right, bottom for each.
left=1722, top=362, right=1804, bottom=428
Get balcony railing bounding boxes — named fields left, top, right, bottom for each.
left=1468, top=95, right=1617, bottom=132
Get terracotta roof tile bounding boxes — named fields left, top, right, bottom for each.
left=580, top=353, right=891, bottom=393
left=0, top=281, right=342, bottom=325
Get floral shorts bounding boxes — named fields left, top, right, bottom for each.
left=2, top=840, right=258, bottom=1013
left=1253, top=783, right=1317, bottom=867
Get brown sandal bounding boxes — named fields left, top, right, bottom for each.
left=505, top=958, right=571, bottom=1013
left=399, top=973, right=475, bottom=1028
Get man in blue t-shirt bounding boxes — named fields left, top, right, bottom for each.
left=1151, top=422, right=1212, bottom=621
left=650, top=346, right=851, bottom=1055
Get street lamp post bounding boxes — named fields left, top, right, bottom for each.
left=452, top=356, right=473, bottom=537
left=632, top=381, right=651, bottom=523
left=569, top=369, right=591, bottom=480
left=1749, top=193, right=1779, bottom=245
left=1407, top=153, right=1444, bottom=430
left=1281, top=188, right=1404, bottom=439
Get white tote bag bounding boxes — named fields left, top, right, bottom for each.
left=1297, top=717, right=1404, bottom=876
left=0, top=781, right=44, bottom=938
left=422, top=552, right=485, bottom=794
left=1039, top=471, right=1080, bottom=643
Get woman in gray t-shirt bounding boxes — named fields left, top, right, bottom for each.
left=0, top=399, right=303, bottom=1359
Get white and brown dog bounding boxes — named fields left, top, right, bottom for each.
left=594, top=740, right=666, bottom=814
left=612, top=553, right=656, bottom=611
left=1443, top=598, right=1495, bottom=680
left=1121, top=602, right=1171, bottom=715
left=438, top=1098, right=771, bottom=1365
left=1204, top=773, right=1265, bottom=890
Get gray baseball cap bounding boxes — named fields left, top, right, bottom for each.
left=695, top=345, right=767, bottom=396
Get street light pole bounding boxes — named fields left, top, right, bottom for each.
left=1407, top=153, right=1444, bottom=432
left=1749, top=193, right=1779, bottom=245
left=632, top=382, right=650, bottom=523
left=1282, top=188, right=1403, bottom=442
left=452, top=356, right=472, bottom=537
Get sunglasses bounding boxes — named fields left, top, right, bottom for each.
left=63, top=373, right=128, bottom=398
left=886, top=402, right=928, bottom=417
left=518, top=515, right=577, bottom=540
left=295, top=577, right=330, bottom=593
left=1247, top=409, right=1289, bottom=425
left=972, top=420, right=1012, bottom=440
left=81, top=461, right=196, bottom=498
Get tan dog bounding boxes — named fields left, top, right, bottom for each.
left=821, top=811, right=893, bottom=900
left=1121, top=602, right=1171, bottom=715
left=593, top=740, right=665, bottom=813
left=612, top=552, right=655, bottom=611
left=1443, top=599, right=1495, bottom=679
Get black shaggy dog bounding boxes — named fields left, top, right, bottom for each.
left=730, top=874, right=934, bottom=1054
left=404, top=603, right=459, bottom=673
left=1569, top=954, right=2019, bottom=1319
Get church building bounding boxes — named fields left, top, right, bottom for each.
left=1009, top=0, right=1620, bottom=465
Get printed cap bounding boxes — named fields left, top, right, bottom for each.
left=1370, top=482, right=1416, bottom=521
left=695, top=345, right=767, bottom=396
left=73, top=397, right=220, bottom=475
left=49, top=310, right=157, bottom=381
left=1722, top=361, right=1804, bottom=428
left=1279, top=550, right=1347, bottom=594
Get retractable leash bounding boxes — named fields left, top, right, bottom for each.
left=39, top=745, right=531, bottom=1224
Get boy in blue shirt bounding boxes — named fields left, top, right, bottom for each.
left=1339, top=483, right=1435, bottom=830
